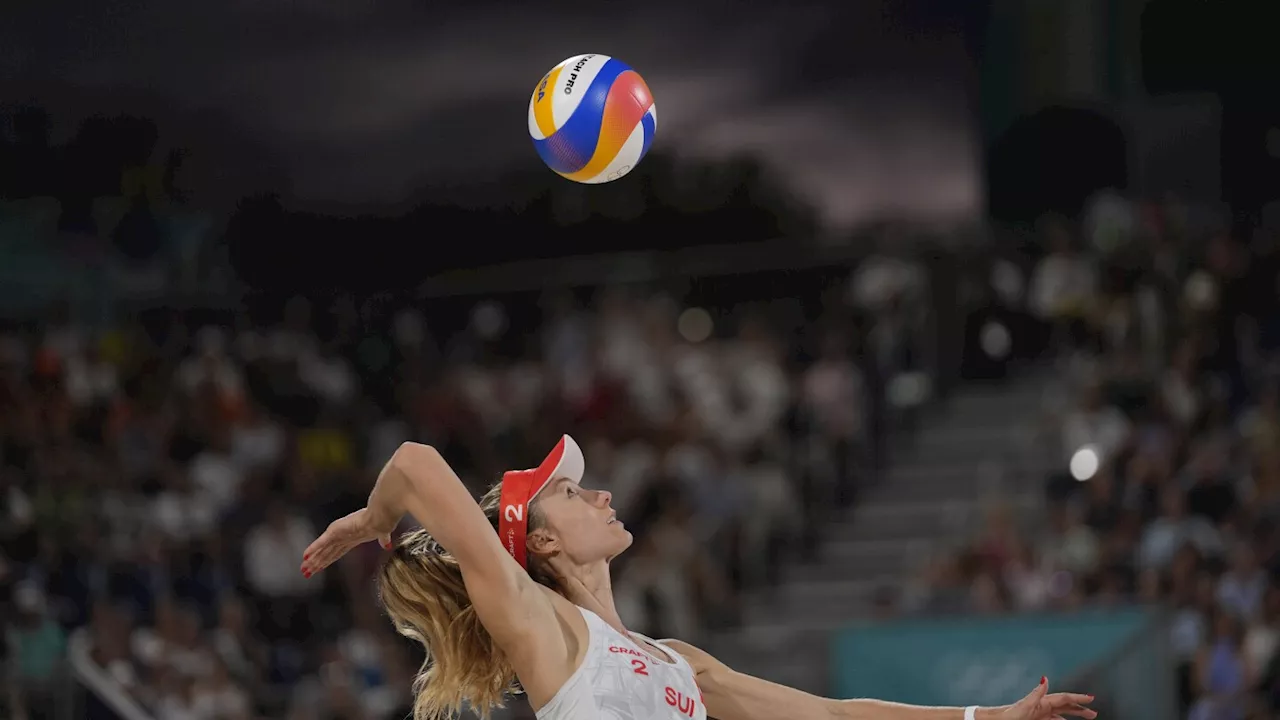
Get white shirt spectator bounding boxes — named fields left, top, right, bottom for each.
left=190, top=450, right=244, bottom=515
left=673, top=344, right=729, bottom=430
left=63, top=353, right=118, bottom=406
left=176, top=354, right=243, bottom=398
left=1006, top=561, right=1053, bottom=611
left=231, top=416, right=285, bottom=472
left=737, top=456, right=799, bottom=585
left=505, top=362, right=548, bottom=427
left=192, top=680, right=251, bottom=720
left=1162, top=370, right=1201, bottom=427
left=1041, top=511, right=1102, bottom=576
left=177, top=328, right=243, bottom=396
left=1137, top=516, right=1223, bottom=569
left=169, top=645, right=216, bottom=679
left=1219, top=549, right=1268, bottom=620
left=156, top=696, right=202, bottom=720
left=298, top=350, right=356, bottom=405
left=5, top=480, right=34, bottom=529
left=724, top=352, right=789, bottom=450
left=152, top=488, right=219, bottom=541
left=1061, top=403, right=1131, bottom=466
left=1028, top=252, right=1097, bottom=320
left=244, top=513, right=319, bottom=597
left=458, top=367, right=508, bottom=434
left=1245, top=618, right=1280, bottom=676
left=848, top=254, right=926, bottom=312
left=1219, top=569, right=1268, bottom=620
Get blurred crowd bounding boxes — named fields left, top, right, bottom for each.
left=904, top=195, right=1280, bottom=719
left=2, top=102, right=964, bottom=720
left=0, top=264, right=915, bottom=719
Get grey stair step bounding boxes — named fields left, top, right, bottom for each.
left=826, top=495, right=1042, bottom=543
left=735, top=577, right=895, bottom=627
left=732, top=604, right=875, bottom=634
left=909, top=424, right=1040, bottom=451
left=816, top=538, right=932, bottom=577
left=893, top=439, right=1042, bottom=465
left=712, top=624, right=835, bottom=658
left=776, top=577, right=897, bottom=607
left=710, top=368, right=1060, bottom=691
left=872, top=475, right=1037, bottom=503
left=825, top=510, right=970, bottom=544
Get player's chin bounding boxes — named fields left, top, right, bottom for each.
left=604, top=530, right=634, bottom=563
left=610, top=527, right=634, bottom=554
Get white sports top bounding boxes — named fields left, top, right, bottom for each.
left=534, top=607, right=708, bottom=720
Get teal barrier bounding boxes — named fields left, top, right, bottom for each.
left=831, top=608, right=1174, bottom=715
left=0, top=198, right=216, bottom=319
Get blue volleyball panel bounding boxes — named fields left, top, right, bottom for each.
left=638, top=111, right=656, bottom=164
left=532, top=58, right=631, bottom=176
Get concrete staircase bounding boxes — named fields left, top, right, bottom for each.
left=708, top=369, right=1060, bottom=694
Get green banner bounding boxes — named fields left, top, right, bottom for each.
left=830, top=609, right=1169, bottom=710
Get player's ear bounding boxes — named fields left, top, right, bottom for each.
left=527, top=528, right=559, bottom=559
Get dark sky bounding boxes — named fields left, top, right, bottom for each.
left=5, top=0, right=984, bottom=229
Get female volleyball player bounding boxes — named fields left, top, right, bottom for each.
left=301, top=436, right=1097, bottom=720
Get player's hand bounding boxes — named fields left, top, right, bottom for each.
left=300, top=506, right=398, bottom=577
left=996, top=677, right=1096, bottom=720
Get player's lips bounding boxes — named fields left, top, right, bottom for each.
left=607, top=511, right=619, bottom=525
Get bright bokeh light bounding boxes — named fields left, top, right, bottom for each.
left=1069, top=445, right=1100, bottom=481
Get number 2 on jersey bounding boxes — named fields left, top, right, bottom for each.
left=630, top=658, right=649, bottom=675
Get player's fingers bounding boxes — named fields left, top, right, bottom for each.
left=303, top=526, right=339, bottom=563
left=301, top=537, right=331, bottom=574
left=1048, top=694, right=1095, bottom=708
left=1042, top=699, right=1095, bottom=719
left=303, top=539, right=348, bottom=576
left=302, top=536, right=326, bottom=563
left=300, top=548, right=324, bottom=576
left=315, top=542, right=352, bottom=572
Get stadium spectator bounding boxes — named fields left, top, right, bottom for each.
left=5, top=582, right=67, bottom=720
left=0, top=266, right=897, bottom=718
left=910, top=197, right=1280, bottom=718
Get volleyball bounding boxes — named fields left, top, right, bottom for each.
left=527, top=54, right=657, bottom=184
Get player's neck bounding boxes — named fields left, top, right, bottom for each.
left=558, top=562, right=625, bottom=632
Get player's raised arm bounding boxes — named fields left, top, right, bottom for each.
left=300, top=442, right=561, bottom=653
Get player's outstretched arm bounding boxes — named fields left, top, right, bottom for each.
left=664, top=640, right=1096, bottom=720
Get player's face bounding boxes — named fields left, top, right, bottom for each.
left=535, top=478, right=632, bottom=565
